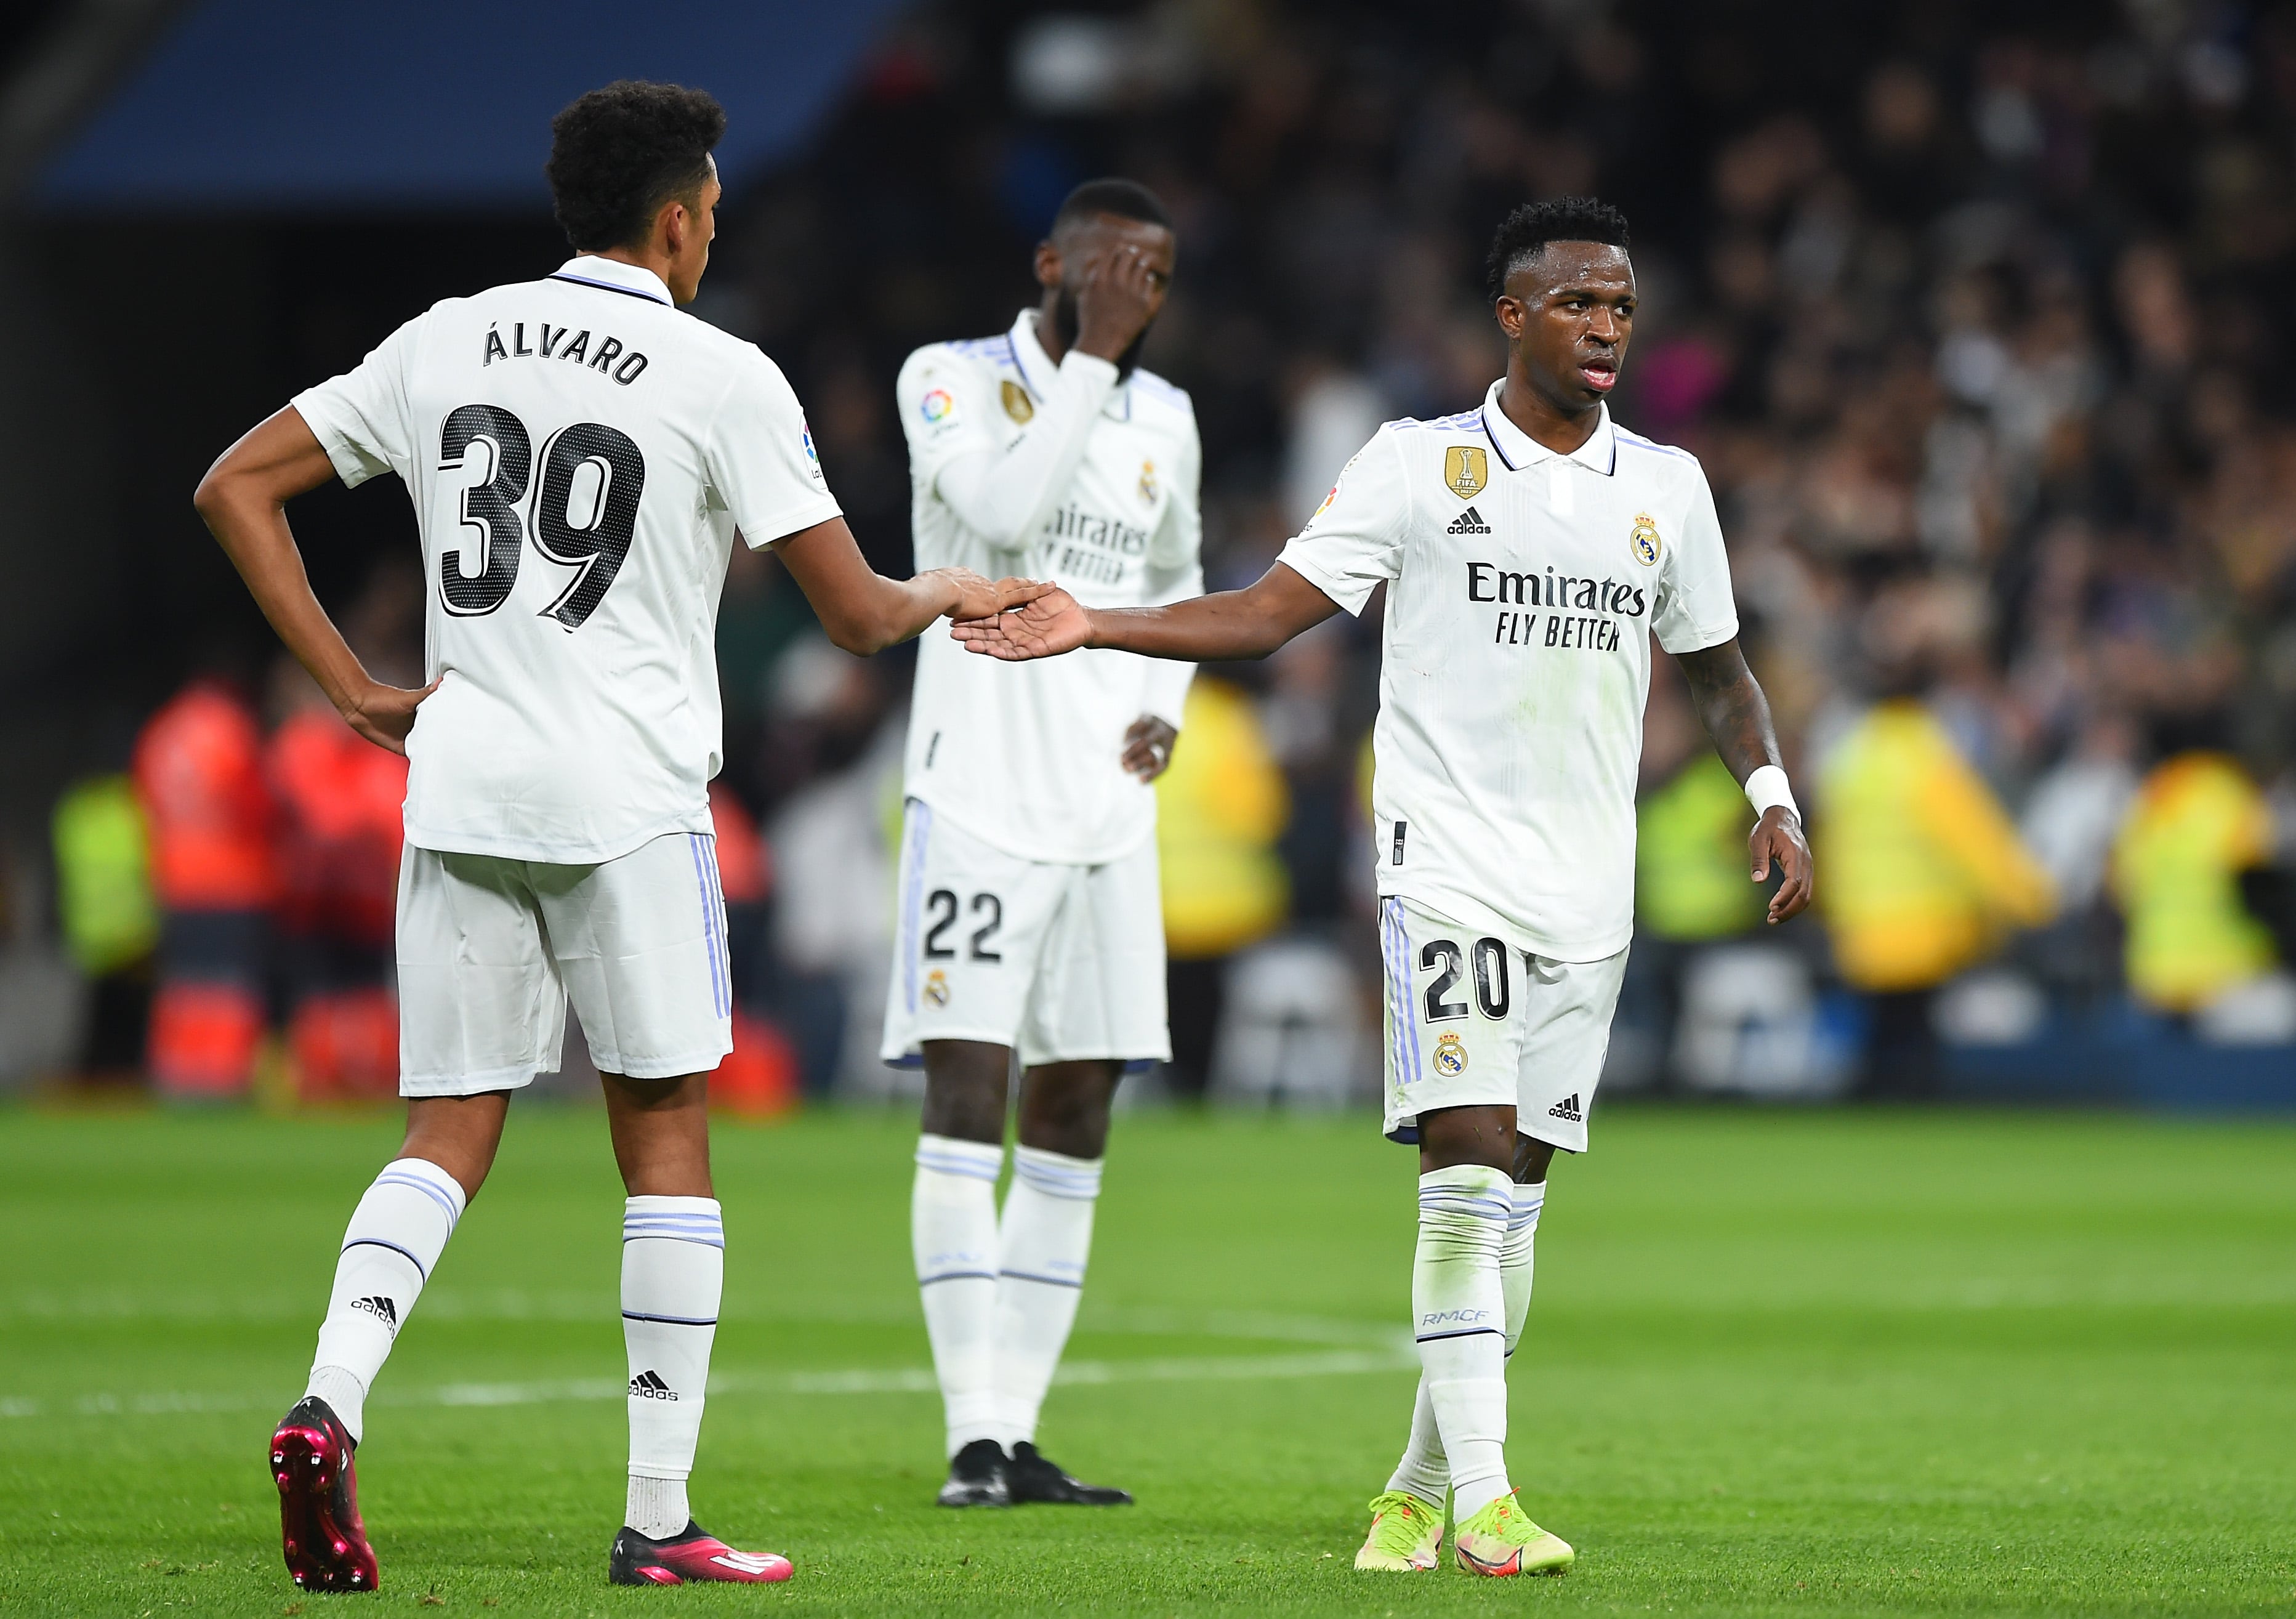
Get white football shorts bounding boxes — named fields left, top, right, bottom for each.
left=880, top=799, right=1170, bottom=1069
left=1378, top=896, right=1627, bottom=1153
left=397, top=832, right=733, bottom=1096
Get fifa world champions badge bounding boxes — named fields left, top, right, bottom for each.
left=1001, top=378, right=1035, bottom=422
left=1433, top=1032, right=1469, bottom=1075
left=1444, top=445, right=1489, bottom=501
left=1630, top=512, right=1662, bottom=567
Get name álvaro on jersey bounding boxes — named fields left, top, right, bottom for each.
left=482, top=320, right=650, bottom=386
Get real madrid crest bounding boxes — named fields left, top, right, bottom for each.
left=1000, top=379, right=1035, bottom=424
left=1433, top=1031, right=1468, bottom=1075
left=1138, top=458, right=1158, bottom=503
left=924, top=969, right=951, bottom=1009
left=1630, top=512, right=1661, bottom=567
left=1443, top=446, right=1488, bottom=501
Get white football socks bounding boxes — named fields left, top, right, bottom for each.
left=306, top=1157, right=467, bottom=1445
left=622, top=1196, right=723, bottom=1538
left=1501, top=1179, right=1544, bottom=1359
left=989, top=1144, right=1102, bottom=1448
left=1388, top=1176, right=1546, bottom=1505
left=913, top=1134, right=1005, bottom=1457
left=1412, top=1165, right=1514, bottom=1520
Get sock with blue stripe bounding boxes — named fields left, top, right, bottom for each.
left=989, top=1144, right=1103, bottom=1448
left=1388, top=1177, right=1545, bottom=1508
left=914, top=1134, right=1005, bottom=1457
left=622, top=1195, right=723, bottom=1538
left=305, top=1156, right=467, bottom=1445
left=1412, top=1165, right=1513, bottom=1519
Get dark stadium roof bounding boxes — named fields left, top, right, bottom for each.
left=37, top=0, right=908, bottom=209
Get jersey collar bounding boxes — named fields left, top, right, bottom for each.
left=1478, top=379, right=1616, bottom=476
left=549, top=255, right=675, bottom=307
left=1009, top=309, right=1132, bottom=420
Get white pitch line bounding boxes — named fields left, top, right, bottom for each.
left=0, top=1348, right=1416, bottom=1423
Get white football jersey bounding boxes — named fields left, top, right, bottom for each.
left=897, top=310, right=1202, bottom=865
left=1278, top=381, right=1740, bottom=961
left=294, top=256, right=840, bottom=863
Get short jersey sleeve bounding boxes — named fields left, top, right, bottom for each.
left=292, top=316, right=421, bottom=488
left=895, top=344, right=998, bottom=493
left=1273, top=426, right=1410, bottom=616
left=1649, top=461, right=1740, bottom=655
left=707, top=349, right=843, bottom=549
left=1147, top=405, right=1204, bottom=571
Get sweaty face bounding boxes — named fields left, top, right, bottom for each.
left=1044, top=214, right=1176, bottom=378
left=1502, top=243, right=1637, bottom=414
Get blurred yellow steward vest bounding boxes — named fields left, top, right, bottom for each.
left=52, top=774, right=159, bottom=975
left=1637, top=754, right=1765, bottom=943
left=1816, top=700, right=2055, bottom=991
left=2111, top=753, right=2276, bottom=1012
left=1155, top=679, right=1289, bottom=959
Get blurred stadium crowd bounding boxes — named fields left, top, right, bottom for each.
left=15, top=0, right=2296, bottom=1108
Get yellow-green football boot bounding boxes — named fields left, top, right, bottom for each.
left=1353, top=1490, right=1443, bottom=1572
left=1451, top=1492, right=1573, bottom=1577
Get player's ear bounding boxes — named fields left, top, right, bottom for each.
left=1033, top=239, right=1062, bottom=290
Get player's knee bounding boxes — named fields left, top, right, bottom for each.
left=1513, top=1133, right=1558, bottom=1185
left=398, top=1092, right=511, bottom=1201
left=1016, top=1062, right=1118, bottom=1158
left=921, top=1041, right=1012, bottom=1144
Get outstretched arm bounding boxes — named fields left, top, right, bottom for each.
left=954, top=560, right=1340, bottom=664
left=775, top=516, right=1046, bottom=655
left=1673, top=637, right=1813, bottom=924
left=195, top=406, right=436, bottom=754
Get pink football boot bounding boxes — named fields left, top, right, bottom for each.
left=608, top=1520, right=794, bottom=1585
left=270, top=1397, right=379, bottom=1593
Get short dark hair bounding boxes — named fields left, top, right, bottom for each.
left=1483, top=197, right=1632, bottom=301
left=1050, top=177, right=1172, bottom=238
left=547, top=81, right=727, bottom=253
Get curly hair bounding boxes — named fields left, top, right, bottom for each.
left=547, top=81, right=727, bottom=253
left=1483, top=197, right=1632, bottom=301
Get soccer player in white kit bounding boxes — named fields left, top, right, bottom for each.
left=193, top=83, right=1041, bottom=1593
left=954, top=198, right=1815, bottom=1576
left=882, top=179, right=1201, bottom=1508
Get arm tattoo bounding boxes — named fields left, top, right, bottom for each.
left=1673, top=640, right=1781, bottom=785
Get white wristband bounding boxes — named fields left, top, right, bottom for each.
left=1744, top=764, right=1799, bottom=822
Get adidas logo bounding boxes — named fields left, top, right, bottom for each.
left=1547, top=1093, right=1583, bottom=1123
left=629, top=1370, right=680, bottom=1402
left=1446, top=505, right=1493, bottom=535
left=350, top=1294, right=398, bottom=1331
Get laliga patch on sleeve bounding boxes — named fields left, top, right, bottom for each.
left=801, top=418, right=823, bottom=477
left=919, top=386, right=958, bottom=429
left=1308, top=449, right=1363, bottom=525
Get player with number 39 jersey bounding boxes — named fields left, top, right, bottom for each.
left=296, top=257, right=838, bottom=864
left=196, top=81, right=1044, bottom=1596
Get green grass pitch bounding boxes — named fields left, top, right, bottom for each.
left=1, top=1104, right=2292, bottom=1617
